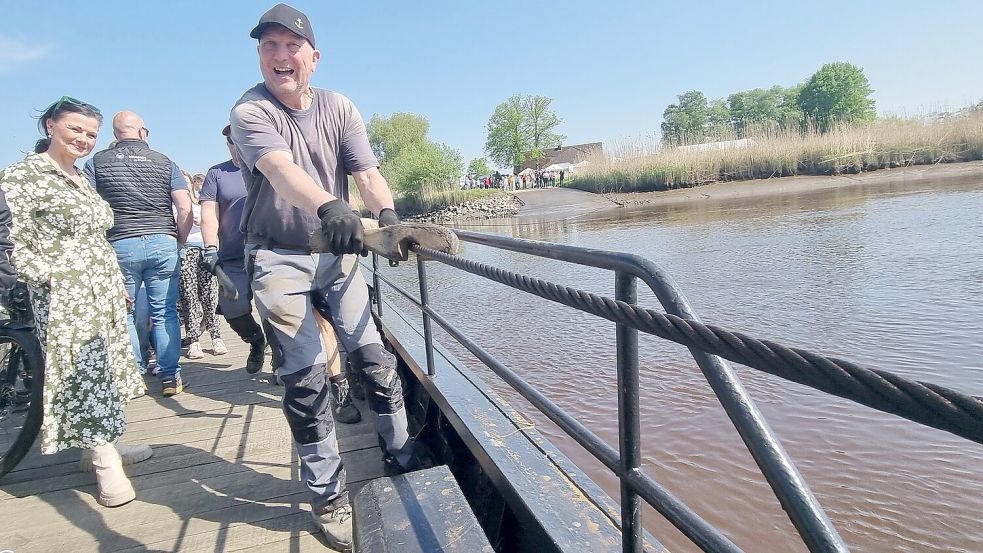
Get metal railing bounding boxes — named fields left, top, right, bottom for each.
left=364, top=229, right=982, bottom=553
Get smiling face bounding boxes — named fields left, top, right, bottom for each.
left=46, top=112, right=100, bottom=161
left=257, top=25, right=320, bottom=107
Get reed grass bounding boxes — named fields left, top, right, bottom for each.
left=568, top=112, right=983, bottom=193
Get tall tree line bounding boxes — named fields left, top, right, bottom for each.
left=661, top=62, right=876, bottom=145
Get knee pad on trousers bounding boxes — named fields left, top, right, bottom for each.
left=279, top=364, right=333, bottom=444
left=349, top=343, right=404, bottom=414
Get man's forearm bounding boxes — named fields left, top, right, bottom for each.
left=200, top=201, right=219, bottom=247
left=257, top=152, right=336, bottom=215
left=354, top=168, right=395, bottom=216
left=176, top=208, right=192, bottom=246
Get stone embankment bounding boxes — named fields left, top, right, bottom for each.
left=407, top=193, right=524, bottom=224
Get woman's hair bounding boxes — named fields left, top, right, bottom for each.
left=34, top=96, right=103, bottom=153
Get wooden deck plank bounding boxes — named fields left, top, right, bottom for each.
left=0, top=319, right=385, bottom=552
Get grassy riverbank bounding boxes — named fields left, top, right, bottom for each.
left=568, top=111, right=983, bottom=193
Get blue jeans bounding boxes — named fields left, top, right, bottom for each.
left=113, top=234, right=182, bottom=379
left=132, top=286, right=152, bottom=370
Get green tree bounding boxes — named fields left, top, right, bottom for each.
left=485, top=94, right=565, bottom=170
left=661, top=90, right=710, bottom=144
left=367, top=112, right=429, bottom=162
left=728, top=87, right=782, bottom=137
left=368, top=112, right=463, bottom=195
left=797, top=62, right=875, bottom=132
left=707, top=99, right=733, bottom=139
left=523, top=95, right=565, bottom=168
left=485, top=95, right=529, bottom=168
left=777, top=84, right=805, bottom=130
left=467, top=157, right=491, bottom=176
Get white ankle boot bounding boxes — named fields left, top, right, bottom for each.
left=90, top=443, right=136, bottom=507
left=80, top=442, right=153, bottom=472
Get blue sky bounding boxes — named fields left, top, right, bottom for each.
left=2, top=0, right=982, bottom=173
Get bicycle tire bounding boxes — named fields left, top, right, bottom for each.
left=0, top=327, right=45, bottom=479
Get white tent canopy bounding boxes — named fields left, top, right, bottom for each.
left=542, top=162, right=573, bottom=172
left=518, top=168, right=535, bottom=176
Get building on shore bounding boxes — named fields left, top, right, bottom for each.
left=514, top=142, right=603, bottom=175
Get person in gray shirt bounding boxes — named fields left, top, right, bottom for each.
left=230, top=4, right=415, bottom=549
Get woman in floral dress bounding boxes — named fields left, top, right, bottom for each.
left=0, top=97, right=149, bottom=507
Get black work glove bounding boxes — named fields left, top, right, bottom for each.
left=317, top=199, right=364, bottom=255
left=378, top=208, right=400, bottom=227
left=201, top=245, right=221, bottom=275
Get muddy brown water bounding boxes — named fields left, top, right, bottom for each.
left=383, top=176, right=983, bottom=552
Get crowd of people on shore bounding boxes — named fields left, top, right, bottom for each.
left=464, top=168, right=566, bottom=191
left=0, top=3, right=420, bottom=550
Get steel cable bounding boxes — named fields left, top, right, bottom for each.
left=414, top=245, right=983, bottom=445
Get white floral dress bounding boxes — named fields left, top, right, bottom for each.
left=0, top=153, right=144, bottom=454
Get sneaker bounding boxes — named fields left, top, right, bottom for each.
left=311, top=504, right=353, bottom=552
left=330, top=377, right=361, bottom=424
left=211, top=338, right=228, bottom=355
left=81, top=442, right=153, bottom=472
left=245, top=337, right=266, bottom=374
left=161, top=376, right=185, bottom=397
left=187, top=342, right=204, bottom=359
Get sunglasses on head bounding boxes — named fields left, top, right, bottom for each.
left=52, top=95, right=101, bottom=115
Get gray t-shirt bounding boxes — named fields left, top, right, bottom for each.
left=230, top=84, right=378, bottom=248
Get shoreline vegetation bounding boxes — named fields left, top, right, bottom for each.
left=567, top=111, right=983, bottom=194
left=369, top=111, right=983, bottom=221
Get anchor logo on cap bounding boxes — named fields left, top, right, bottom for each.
left=295, top=18, right=304, bottom=30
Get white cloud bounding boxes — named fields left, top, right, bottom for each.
left=0, top=36, right=53, bottom=71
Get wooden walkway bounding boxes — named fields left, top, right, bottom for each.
left=0, top=325, right=384, bottom=552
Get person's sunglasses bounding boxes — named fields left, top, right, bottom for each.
left=52, top=95, right=101, bottom=115
left=140, top=127, right=150, bottom=138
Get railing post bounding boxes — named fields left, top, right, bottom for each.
left=372, top=253, right=383, bottom=319
left=615, top=271, right=641, bottom=553
left=416, top=255, right=436, bottom=376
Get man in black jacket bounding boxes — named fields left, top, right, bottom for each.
left=85, top=112, right=193, bottom=397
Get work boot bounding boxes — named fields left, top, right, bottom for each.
left=245, top=337, right=266, bottom=373
left=227, top=314, right=266, bottom=373
left=382, top=439, right=429, bottom=477
left=90, top=443, right=136, bottom=508
left=311, top=503, right=353, bottom=552
left=329, top=375, right=361, bottom=424
left=80, top=442, right=153, bottom=472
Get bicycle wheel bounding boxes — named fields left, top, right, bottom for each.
left=0, top=327, right=45, bottom=479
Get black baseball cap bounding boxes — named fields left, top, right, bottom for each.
left=250, top=3, right=315, bottom=48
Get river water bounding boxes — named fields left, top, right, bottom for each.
left=385, top=173, right=983, bottom=552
